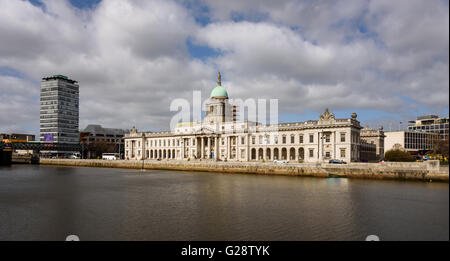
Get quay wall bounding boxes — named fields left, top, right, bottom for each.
left=39, top=159, right=449, bottom=182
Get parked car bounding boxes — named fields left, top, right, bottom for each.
left=329, top=159, right=347, bottom=164
left=274, top=160, right=288, bottom=164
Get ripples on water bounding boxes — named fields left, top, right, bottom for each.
left=0, top=165, right=448, bottom=240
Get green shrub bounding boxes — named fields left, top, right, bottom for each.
left=384, top=149, right=415, bottom=162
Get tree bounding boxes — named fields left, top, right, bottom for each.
left=384, top=149, right=415, bottom=162
left=432, top=137, right=449, bottom=158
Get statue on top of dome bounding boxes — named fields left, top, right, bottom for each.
left=217, top=72, right=221, bottom=86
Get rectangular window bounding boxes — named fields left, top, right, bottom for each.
left=309, top=134, right=314, bottom=143
left=282, top=136, right=286, bottom=144
left=274, top=136, right=278, bottom=144
left=241, top=137, right=245, bottom=145
left=252, top=136, right=255, bottom=144
left=309, top=149, right=314, bottom=158
left=325, top=134, right=330, bottom=143
left=341, top=133, right=345, bottom=142
left=340, top=149, right=346, bottom=158
left=259, top=136, right=263, bottom=144
left=291, top=135, right=295, bottom=144
left=325, top=152, right=330, bottom=158
left=299, top=135, right=303, bottom=143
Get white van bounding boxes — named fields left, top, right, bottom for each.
left=102, top=153, right=119, bottom=160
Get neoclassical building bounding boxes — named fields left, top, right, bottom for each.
left=360, top=125, right=385, bottom=161
left=125, top=73, right=363, bottom=163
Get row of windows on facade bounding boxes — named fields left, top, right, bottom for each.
left=84, top=137, right=124, bottom=143
left=127, top=147, right=348, bottom=159
left=41, top=87, right=78, bottom=94
left=40, top=110, right=79, bottom=116
left=40, top=93, right=78, bottom=100
left=41, top=91, right=79, bottom=98
left=87, top=133, right=124, bottom=138
left=40, top=124, right=79, bottom=129
left=40, top=128, right=79, bottom=133
left=408, top=124, right=449, bottom=131
left=128, top=133, right=349, bottom=148
left=40, top=132, right=79, bottom=137
left=40, top=119, right=78, bottom=124
left=40, top=96, right=77, bottom=103
left=40, top=103, right=79, bottom=110
left=41, top=82, right=78, bottom=90
left=40, top=115, right=78, bottom=120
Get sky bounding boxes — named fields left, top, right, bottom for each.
left=0, top=0, right=448, bottom=136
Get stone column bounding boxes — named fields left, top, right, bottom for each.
left=181, top=139, right=185, bottom=159
left=227, top=136, right=231, bottom=160
left=318, top=132, right=323, bottom=162
left=201, top=137, right=204, bottom=159
left=208, top=137, right=212, bottom=159
left=214, top=136, right=218, bottom=160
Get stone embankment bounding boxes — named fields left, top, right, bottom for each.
left=39, top=158, right=449, bottom=182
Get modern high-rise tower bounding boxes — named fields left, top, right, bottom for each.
left=40, top=75, right=79, bottom=144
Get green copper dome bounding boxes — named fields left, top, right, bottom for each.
left=210, top=85, right=228, bottom=98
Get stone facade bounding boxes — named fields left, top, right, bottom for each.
left=125, top=75, right=363, bottom=163
left=360, top=125, right=385, bottom=160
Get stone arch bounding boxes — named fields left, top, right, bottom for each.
left=290, top=147, right=296, bottom=160
left=251, top=148, right=256, bottom=160
left=273, top=148, right=279, bottom=160
left=281, top=148, right=287, bottom=160
left=299, top=147, right=304, bottom=159
left=258, top=148, right=264, bottom=160
left=266, top=148, right=271, bottom=160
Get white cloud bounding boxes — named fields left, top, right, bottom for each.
left=0, top=0, right=447, bottom=135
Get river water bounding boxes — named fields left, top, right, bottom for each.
left=0, top=165, right=448, bottom=241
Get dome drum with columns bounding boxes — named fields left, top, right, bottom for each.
left=124, top=73, right=375, bottom=163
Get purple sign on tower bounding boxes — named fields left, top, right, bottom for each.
left=43, top=133, right=53, bottom=142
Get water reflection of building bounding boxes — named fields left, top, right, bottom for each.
left=125, top=73, right=365, bottom=163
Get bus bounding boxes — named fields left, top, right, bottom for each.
left=102, top=153, right=120, bottom=160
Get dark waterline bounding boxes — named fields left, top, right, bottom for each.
left=0, top=165, right=448, bottom=241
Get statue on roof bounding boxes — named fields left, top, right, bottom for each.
left=217, top=72, right=221, bottom=86
left=319, top=108, right=335, bottom=121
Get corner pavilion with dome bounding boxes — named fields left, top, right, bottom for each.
left=124, top=73, right=367, bottom=163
